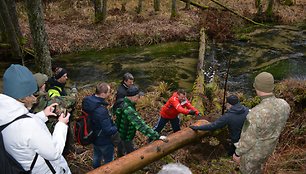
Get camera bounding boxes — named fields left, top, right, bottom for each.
left=53, top=105, right=67, bottom=117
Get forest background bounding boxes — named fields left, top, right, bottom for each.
left=0, top=0, right=305, bottom=173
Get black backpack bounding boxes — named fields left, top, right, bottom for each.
left=0, top=115, right=37, bottom=174
left=74, top=111, right=96, bottom=146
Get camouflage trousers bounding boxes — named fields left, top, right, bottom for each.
left=240, top=154, right=268, bottom=174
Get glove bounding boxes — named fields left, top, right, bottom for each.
left=159, top=136, right=168, bottom=143
left=189, top=125, right=200, bottom=130
left=111, top=132, right=121, bottom=146
left=188, top=110, right=196, bottom=115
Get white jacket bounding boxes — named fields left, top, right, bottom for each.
left=0, top=94, right=71, bottom=174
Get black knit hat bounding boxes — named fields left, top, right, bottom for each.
left=226, top=95, right=239, bottom=105
left=54, top=67, right=67, bottom=80
left=126, top=85, right=143, bottom=96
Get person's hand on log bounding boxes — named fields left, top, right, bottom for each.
left=159, top=136, right=168, bottom=143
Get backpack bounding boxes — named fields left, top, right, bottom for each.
left=74, top=111, right=96, bottom=146
left=0, top=115, right=37, bottom=174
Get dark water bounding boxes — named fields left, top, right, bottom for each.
left=203, top=26, right=306, bottom=96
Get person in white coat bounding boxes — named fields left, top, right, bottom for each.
left=0, top=64, right=71, bottom=174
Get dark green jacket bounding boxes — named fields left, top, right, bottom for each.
left=115, top=97, right=159, bottom=141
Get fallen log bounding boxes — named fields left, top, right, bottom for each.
left=179, top=0, right=209, bottom=10
left=87, top=120, right=209, bottom=174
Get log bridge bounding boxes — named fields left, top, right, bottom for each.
left=87, top=120, right=209, bottom=174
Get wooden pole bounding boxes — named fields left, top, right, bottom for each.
left=87, top=120, right=210, bottom=174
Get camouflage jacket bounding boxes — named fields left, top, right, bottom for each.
left=235, top=95, right=290, bottom=157
left=115, top=97, right=160, bottom=141
left=32, top=91, right=76, bottom=115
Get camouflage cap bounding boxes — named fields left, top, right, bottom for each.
left=253, top=72, right=274, bottom=93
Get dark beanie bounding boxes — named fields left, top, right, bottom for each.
left=126, top=85, right=142, bottom=96
left=253, top=72, right=274, bottom=93
left=54, top=67, right=67, bottom=80
left=226, top=95, right=239, bottom=105
left=3, top=64, right=37, bottom=99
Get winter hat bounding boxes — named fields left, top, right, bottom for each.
left=54, top=67, right=67, bottom=80
left=253, top=72, right=274, bottom=93
left=126, top=85, right=143, bottom=96
left=3, top=64, right=37, bottom=99
left=34, top=73, right=48, bottom=87
left=226, top=95, right=239, bottom=105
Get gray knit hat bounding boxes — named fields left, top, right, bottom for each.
left=253, top=72, right=274, bottom=93
left=3, top=64, right=37, bottom=99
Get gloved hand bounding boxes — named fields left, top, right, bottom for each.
left=111, top=132, right=121, bottom=146
left=189, top=125, right=200, bottom=130
left=188, top=110, right=196, bottom=115
left=159, top=136, right=169, bottom=143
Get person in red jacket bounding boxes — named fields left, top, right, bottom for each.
left=153, top=89, right=200, bottom=133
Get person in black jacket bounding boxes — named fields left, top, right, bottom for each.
left=112, top=72, right=134, bottom=113
left=190, top=95, right=249, bottom=156
left=82, top=82, right=119, bottom=168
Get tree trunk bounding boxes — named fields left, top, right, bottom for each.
left=171, top=0, right=177, bottom=19
left=154, top=0, right=160, bottom=12
left=88, top=120, right=210, bottom=174
left=93, top=0, right=103, bottom=23
left=184, top=0, right=191, bottom=10
left=0, top=14, right=8, bottom=43
left=255, top=0, right=263, bottom=16
left=121, top=0, right=127, bottom=12
left=25, top=0, right=52, bottom=76
left=0, top=0, right=23, bottom=59
left=101, top=0, right=107, bottom=23
left=5, top=0, right=22, bottom=39
left=265, top=0, right=274, bottom=18
left=136, top=0, right=143, bottom=14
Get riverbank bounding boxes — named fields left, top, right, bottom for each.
left=18, top=0, right=306, bottom=54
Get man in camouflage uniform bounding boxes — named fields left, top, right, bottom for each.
left=31, top=73, right=76, bottom=132
left=115, top=85, right=167, bottom=157
left=233, top=72, right=290, bottom=174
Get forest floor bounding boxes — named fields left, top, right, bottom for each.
left=18, top=0, right=306, bottom=54
left=15, top=0, right=306, bottom=173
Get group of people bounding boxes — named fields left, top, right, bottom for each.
left=0, top=63, right=290, bottom=174
left=1, top=64, right=72, bottom=173
left=83, top=72, right=202, bottom=168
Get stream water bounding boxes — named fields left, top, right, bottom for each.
left=0, top=25, right=305, bottom=95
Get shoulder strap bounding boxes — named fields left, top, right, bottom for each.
left=0, top=114, right=30, bottom=131
left=29, top=153, right=38, bottom=171
left=1, top=115, right=56, bottom=173
left=44, top=159, right=56, bottom=174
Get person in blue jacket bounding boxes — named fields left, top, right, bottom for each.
left=82, top=82, right=119, bottom=168
left=190, top=95, right=249, bottom=156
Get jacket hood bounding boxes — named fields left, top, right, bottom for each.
left=0, top=94, right=29, bottom=126
left=82, top=95, right=109, bottom=113
left=228, top=103, right=248, bottom=114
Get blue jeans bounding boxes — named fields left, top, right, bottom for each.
left=93, top=143, right=114, bottom=169
left=153, top=116, right=180, bottom=133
